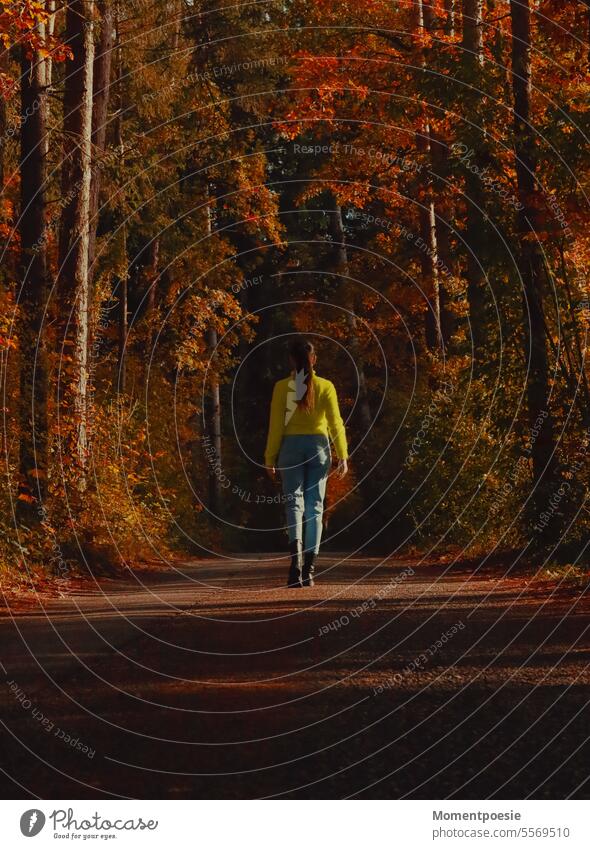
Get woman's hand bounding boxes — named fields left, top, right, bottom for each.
left=265, top=465, right=277, bottom=481
left=337, top=458, right=348, bottom=478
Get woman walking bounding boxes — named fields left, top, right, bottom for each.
left=264, top=337, right=348, bottom=587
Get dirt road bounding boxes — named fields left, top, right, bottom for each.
left=1, top=555, right=589, bottom=798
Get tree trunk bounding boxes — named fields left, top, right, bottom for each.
left=431, top=130, right=456, bottom=348
left=45, top=0, right=56, bottom=88
left=58, top=0, right=95, bottom=472
left=0, top=49, right=8, bottom=187
left=429, top=0, right=456, bottom=333
left=419, top=196, right=443, bottom=351
left=117, top=226, right=128, bottom=394
left=205, top=326, right=222, bottom=516
left=444, top=0, right=455, bottom=36
left=415, top=0, right=444, bottom=352
left=463, top=0, right=483, bottom=60
left=145, top=238, right=160, bottom=328
left=88, top=0, right=114, bottom=283
left=509, top=0, right=557, bottom=501
left=462, top=0, right=487, bottom=365
left=37, top=5, right=53, bottom=159
left=172, top=0, right=183, bottom=51
left=204, top=197, right=223, bottom=517
left=17, top=42, right=49, bottom=521
left=329, top=199, right=372, bottom=432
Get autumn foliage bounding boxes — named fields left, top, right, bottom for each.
left=0, top=0, right=589, bottom=586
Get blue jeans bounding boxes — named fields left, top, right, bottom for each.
left=277, top=434, right=331, bottom=554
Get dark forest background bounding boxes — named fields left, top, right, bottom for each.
left=1, top=0, right=589, bottom=583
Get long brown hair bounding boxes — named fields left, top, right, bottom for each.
left=289, top=336, right=315, bottom=412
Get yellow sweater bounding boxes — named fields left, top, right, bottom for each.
left=264, top=374, right=348, bottom=466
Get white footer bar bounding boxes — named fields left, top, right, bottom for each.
left=1, top=800, right=589, bottom=848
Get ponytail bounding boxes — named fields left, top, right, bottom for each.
left=288, top=337, right=315, bottom=412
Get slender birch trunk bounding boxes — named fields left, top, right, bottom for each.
left=58, top=0, right=95, bottom=472
left=415, top=0, right=444, bottom=352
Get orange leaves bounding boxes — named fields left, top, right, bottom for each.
left=0, top=1, right=48, bottom=35
left=175, top=283, right=256, bottom=376
left=0, top=1, right=70, bottom=95
left=276, top=52, right=383, bottom=139
left=17, top=492, right=35, bottom=503
left=0, top=287, right=16, bottom=353
left=225, top=159, right=284, bottom=245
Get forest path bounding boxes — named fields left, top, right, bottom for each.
left=1, top=554, right=590, bottom=799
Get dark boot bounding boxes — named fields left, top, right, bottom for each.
left=287, top=540, right=303, bottom=588
left=302, top=551, right=316, bottom=587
